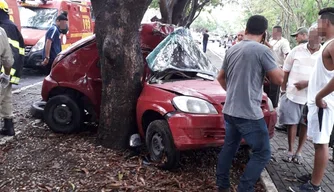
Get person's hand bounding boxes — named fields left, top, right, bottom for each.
left=264, top=41, right=272, bottom=49
left=0, top=73, right=10, bottom=88
left=294, top=80, right=308, bottom=90
left=315, top=95, right=327, bottom=108
left=42, top=57, right=49, bottom=66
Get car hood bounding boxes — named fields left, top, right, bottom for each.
left=21, top=28, right=46, bottom=46
left=151, top=80, right=226, bottom=104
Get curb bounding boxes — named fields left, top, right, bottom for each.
left=261, top=168, right=278, bottom=192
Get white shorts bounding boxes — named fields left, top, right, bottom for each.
left=307, top=105, right=334, bottom=144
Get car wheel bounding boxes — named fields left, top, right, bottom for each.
left=44, top=95, right=83, bottom=133
left=30, top=101, right=46, bottom=120
left=146, top=120, right=180, bottom=170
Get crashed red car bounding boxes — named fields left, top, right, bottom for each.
left=40, top=23, right=277, bottom=170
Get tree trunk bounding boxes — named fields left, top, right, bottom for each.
left=171, top=0, right=188, bottom=25
left=91, top=0, right=152, bottom=149
left=160, top=0, right=177, bottom=24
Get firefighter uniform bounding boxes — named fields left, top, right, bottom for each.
left=0, top=0, right=24, bottom=136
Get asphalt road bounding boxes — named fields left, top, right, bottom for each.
left=12, top=68, right=45, bottom=91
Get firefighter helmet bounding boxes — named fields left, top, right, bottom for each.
left=0, top=0, right=9, bottom=13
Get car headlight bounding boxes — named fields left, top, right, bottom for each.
left=172, top=96, right=218, bottom=114
left=31, top=36, right=45, bottom=52
left=267, top=98, right=274, bottom=112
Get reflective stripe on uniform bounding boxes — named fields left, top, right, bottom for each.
left=10, top=76, right=19, bottom=84
left=0, top=67, right=19, bottom=84
left=1, top=66, right=16, bottom=75
left=8, top=38, right=25, bottom=55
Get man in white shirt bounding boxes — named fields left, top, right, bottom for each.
left=279, top=25, right=322, bottom=165
left=269, top=26, right=291, bottom=68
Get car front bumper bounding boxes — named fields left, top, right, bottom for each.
left=166, top=110, right=277, bottom=151
left=24, top=47, right=43, bottom=68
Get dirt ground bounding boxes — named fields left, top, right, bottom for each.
left=0, top=85, right=265, bottom=192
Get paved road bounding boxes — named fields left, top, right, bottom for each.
left=12, top=68, right=45, bottom=91
left=268, top=131, right=334, bottom=191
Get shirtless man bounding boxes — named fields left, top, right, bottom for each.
left=289, top=7, right=334, bottom=192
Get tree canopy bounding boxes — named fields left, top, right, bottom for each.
left=149, top=0, right=222, bottom=27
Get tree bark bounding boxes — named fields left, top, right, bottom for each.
left=185, top=0, right=209, bottom=28
left=91, top=0, right=152, bottom=149
left=160, top=0, right=177, bottom=24
left=171, top=0, right=188, bottom=25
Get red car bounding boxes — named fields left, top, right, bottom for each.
left=40, top=23, right=277, bottom=170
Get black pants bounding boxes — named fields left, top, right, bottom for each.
left=203, top=41, right=208, bottom=53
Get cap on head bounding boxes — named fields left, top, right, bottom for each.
left=56, top=14, right=68, bottom=21
left=291, top=27, right=308, bottom=37
left=0, top=0, right=9, bottom=13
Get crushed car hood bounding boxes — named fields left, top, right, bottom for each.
left=151, top=80, right=226, bottom=104
left=146, top=28, right=218, bottom=77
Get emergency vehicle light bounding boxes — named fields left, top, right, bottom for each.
left=18, top=0, right=52, bottom=5
left=18, top=0, right=90, bottom=5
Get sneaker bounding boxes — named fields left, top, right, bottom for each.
left=275, top=124, right=287, bottom=131
left=295, top=173, right=312, bottom=183
left=288, top=181, right=321, bottom=192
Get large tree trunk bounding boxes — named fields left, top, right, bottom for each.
left=160, top=0, right=177, bottom=24
left=91, top=0, right=152, bottom=149
left=171, top=0, right=188, bottom=25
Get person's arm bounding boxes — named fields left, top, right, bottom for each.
left=0, top=30, right=14, bottom=75
left=217, top=55, right=228, bottom=90
left=44, top=39, right=52, bottom=60
left=281, top=50, right=294, bottom=91
left=217, top=70, right=227, bottom=90
left=262, top=49, right=284, bottom=85
left=42, top=27, right=56, bottom=65
left=315, top=43, right=334, bottom=108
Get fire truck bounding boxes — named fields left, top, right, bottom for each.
left=16, top=0, right=95, bottom=69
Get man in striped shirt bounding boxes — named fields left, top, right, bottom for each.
left=278, top=24, right=322, bottom=165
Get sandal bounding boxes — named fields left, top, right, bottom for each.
left=282, top=153, right=294, bottom=163
left=293, top=155, right=303, bottom=165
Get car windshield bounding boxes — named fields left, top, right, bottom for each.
left=19, top=7, right=58, bottom=30
left=146, top=28, right=218, bottom=77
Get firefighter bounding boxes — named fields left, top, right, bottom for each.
left=0, top=0, right=24, bottom=136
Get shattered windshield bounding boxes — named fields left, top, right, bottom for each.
left=19, top=7, right=58, bottom=30
left=146, top=28, right=218, bottom=77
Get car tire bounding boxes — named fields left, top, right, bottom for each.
left=44, top=95, right=83, bottom=134
left=30, top=101, right=46, bottom=120
left=146, top=120, right=180, bottom=170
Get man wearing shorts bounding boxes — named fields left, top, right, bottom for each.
left=289, top=7, right=334, bottom=192
left=279, top=25, right=322, bottom=165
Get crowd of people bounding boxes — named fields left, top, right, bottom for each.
left=216, top=7, right=334, bottom=192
